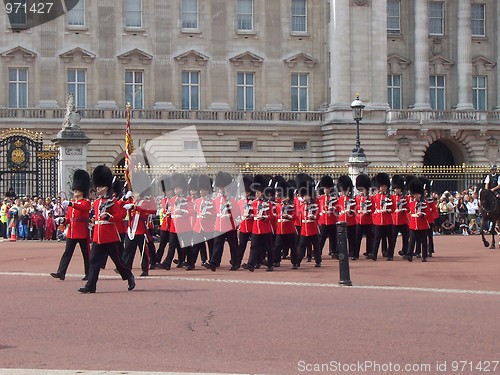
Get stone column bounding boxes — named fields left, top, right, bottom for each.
left=496, top=3, right=500, bottom=110
left=328, top=0, right=351, bottom=111
left=456, top=0, right=474, bottom=110
left=413, top=0, right=431, bottom=109
left=370, top=0, right=390, bottom=110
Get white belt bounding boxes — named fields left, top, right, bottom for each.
left=278, top=219, right=291, bottom=223
left=171, top=215, right=184, bottom=219
left=302, top=220, right=315, bottom=223
left=95, top=220, right=113, bottom=225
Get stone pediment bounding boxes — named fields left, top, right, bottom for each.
left=1, top=46, right=37, bottom=62
left=117, top=48, right=153, bottom=65
left=284, top=52, right=317, bottom=68
left=429, top=55, right=454, bottom=70
left=59, top=47, right=96, bottom=63
left=174, top=50, right=209, bottom=66
left=387, top=54, right=411, bottom=70
left=472, top=55, right=496, bottom=73
left=229, top=51, right=264, bottom=67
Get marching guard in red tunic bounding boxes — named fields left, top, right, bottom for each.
left=318, top=175, right=338, bottom=259
left=191, top=174, right=215, bottom=269
left=78, top=165, right=135, bottom=293
left=390, top=174, right=409, bottom=258
left=50, top=169, right=91, bottom=281
left=235, top=175, right=254, bottom=268
left=156, top=176, right=173, bottom=266
left=297, top=176, right=321, bottom=268
left=336, top=175, right=357, bottom=260
left=122, top=171, right=157, bottom=276
left=273, top=180, right=298, bottom=269
left=368, top=173, right=394, bottom=260
left=405, top=179, right=430, bottom=262
left=355, top=174, right=373, bottom=259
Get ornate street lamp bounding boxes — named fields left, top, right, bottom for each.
left=350, top=94, right=365, bottom=158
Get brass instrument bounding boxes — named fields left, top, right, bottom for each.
left=361, top=193, right=372, bottom=214
left=326, top=192, right=338, bottom=213
left=243, top=199, right=253, bottom=218
left=381, top=190, right=392, bottom=212
left=172, top=196, right=188, bottom=218
left=255, top=199, right=270, bottom=220
left=307, top=202, right=318, bottom=220
left=200, top=196, right=213, bottom=218
left=279, top=201, right=294, bottom=222
left=219, top=195, right=232, bottom=217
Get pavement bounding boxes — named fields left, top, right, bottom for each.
left=0, top=235, right=499, bottom=375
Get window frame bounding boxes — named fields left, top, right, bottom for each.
left=387, top=0, right=401, bottom=35
left=291, top=0, right=307, bottom=34
left=125, top=70, right=144, bottom=110
left=429, top=1, right=445, bottom=36
left=291, top=73, right=309, bottom=112
left=471, top=3, right=485, bottom=37
left=67, top=0, right=85, bottom=27
left=429, top=75, right=446, bottom=110
left=237, top=0, right=253, bottom=32
left=181, top=71, right=200, bottom=110
left=8, top=67, right=28, bottom=109
left=472, top=75, right=487, bottom=111
left=181, top=0, right=199, bottom=30
left=387, top=74, right=402, bottom=110
left=67, top=68, right=87, bottom=109
left=125, top=0, right=143, bottom=28
left=236, top=72, right=255, bottom=111
left=7, top=0, right=27, bottom=27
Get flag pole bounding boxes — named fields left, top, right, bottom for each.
left=124, top=102, right=134, bottom=190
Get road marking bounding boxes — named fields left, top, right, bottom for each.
left=1, top=271, right=500, bottom=296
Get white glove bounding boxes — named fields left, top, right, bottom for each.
left=61, top=200, right=69, bottom=209
left=123, top=203, right=134, bottom=210
left=56, top=217, right=65, bottom=225
left=124, top=191, right=133, bottom=199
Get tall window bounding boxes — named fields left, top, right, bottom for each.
left=387, top=74, right=402, bottom=110
left=291, top=0, right=307, bottom=33
left=67, top=0, right=85, bottom=26
left=429, top=75, right=445, bottom=110
left=237, top=0, right=253, bottom=31
left=291, top=73, right=308, bottom=112
left=125, top=0, right=142, bottom=28
left=125, top=71, right=144, bottom=109
left=237, top=72, right=254, bottom=111
left=473, top=76, right=487, bottom=111
left=8, top=0, right=27, bottom=26
left=387, top=0, right=400, bottom=35
left=181, top=71, right=200, bottom=110
left=67, top=69, right=86, bottom=109
left=182, top=0, right=198, bottom=29
left=471, top=3, right=485, bottom=37
left=9, top=68, right=28, bottom=108
left=429, top=1, right=444, bottom=35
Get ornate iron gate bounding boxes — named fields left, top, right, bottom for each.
left=0, top=128, right=58, bottom=198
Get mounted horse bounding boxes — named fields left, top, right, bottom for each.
left=478, top=189, right=500, bottom=248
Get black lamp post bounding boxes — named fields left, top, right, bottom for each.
left=350, top=95, right=365, bottom=158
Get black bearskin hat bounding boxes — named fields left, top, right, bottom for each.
left=215, top=171, right=233, bottom=188
left=188, top=175, right=199, bottom=191
left=253, top=174, right=269, bottom=192
left=92, top=165, right=113, bottom=190
left=160, top=175, right=172, bottom=194
left=131, top=170, right=152, bottom=197
left=284, top=182, right=295, bottom=200
left=337, top=175, right=353, bottom=193
left=171, top=173, right=188, bottom=191
left=374, top=172, right=391, bottom=189
left=242, top=175, right=253, bottom=194
left=71, top=169, right=91, bottom=198
left=418, top=176, right=431, bottom=192
left=112, top=177, right=124, bottom=199
left=319, top=175, right=335, bottom=189
left=355, top=174, right=371, bottom=190
left=298, top=177, right=315, bottom=199
left=391, top=174, right=405, bottom=190
left=409, top=178, right=424, bottom=195
left=197, top=174, right=212, bottom=192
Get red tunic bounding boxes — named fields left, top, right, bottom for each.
left=293, top=196, right=303, bottom=227
left=299, top=200, right=319, bottom=236
left=213, top=195, right=239, bottom=233
left=237, top=197, right=254, bottom=234
left=160, top=197, right=171, bottom=231
left=251, top=199, right=274, bottom=234
left=371, top=193, right=393, bottom=226
left=426, top=199, right=438, bottom=224
left=92, top=197, right=121, bottom=244
left=408, top=198, right=430, bottom=231
left=355, top=194, right=373, bottom=225
left=275, top=201, right=296, bottom=235
left=114, top=198, right=128, bottom=235
left=193, top=196, right=215, bottom=233
left=391, top=193, right=408, bottom=226
left=169, top=195, right=194, bottom=234
left=127, top=197, right=157, bottom=237
left=336, top=195, right=357, bottom=226
left=66, top=198, right=91, bottom=239
left=318, top=194, right=337, bottom=226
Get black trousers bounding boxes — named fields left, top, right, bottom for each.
left=164, top=232, right=192, bottom=267
left=237, top=231, right=252, bottom=266
left=210, top=230, right=238, bottom=268
left=427, top=227, right=435, bottom=254
left=319, top=224, right=337, bottom=256
left=191, top=231, right=213, bottom=265
left=85, top=241, right=134, bottom=292
left=155, top=230, right=169, bottom=264
left=408, top=229, right=428, bottom=259
left=298, top=234, right=321, bottom=265
left=345, top=225, right=357, bottom=258
left=273, top=233, right=297, bottom=265
left=145, top=229, right=157, bottom=266
left=372, top=225, right=394, bottom=259
left=248, top=232, right=273, bottom=268
left=56, top=238, right=90, bottom=277
left=123, top=235, right=149, bottom=273
left=392, top=224, right=409, bottom=256
left=356, top=224, right=373, bottom=258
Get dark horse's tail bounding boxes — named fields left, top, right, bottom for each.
left=479, top=189, right=498, bottom=248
